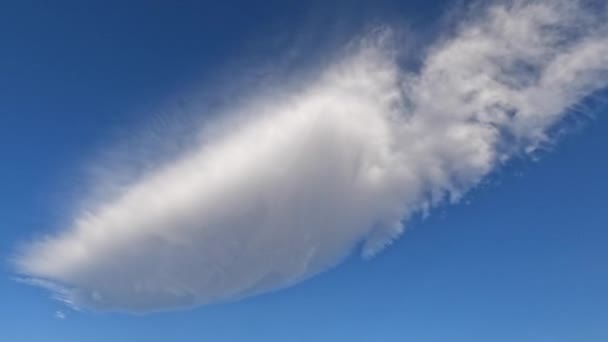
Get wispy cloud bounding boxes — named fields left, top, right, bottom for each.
left=54, top=310, right=66, bottom=320
left=14, top=0, right=608, bottom=312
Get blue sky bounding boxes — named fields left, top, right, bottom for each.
left=1, top=0, right=608, bottom=341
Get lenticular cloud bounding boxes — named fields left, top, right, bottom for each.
left=15, top=0, right=608, bottom=312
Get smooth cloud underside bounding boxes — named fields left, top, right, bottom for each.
left=15, top=0, right=608, bottom=312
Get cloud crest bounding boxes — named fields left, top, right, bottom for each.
left=15, top=0, right=608, bottom=312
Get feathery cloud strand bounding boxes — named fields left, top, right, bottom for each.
left=15, top=0, right=608, bottom=312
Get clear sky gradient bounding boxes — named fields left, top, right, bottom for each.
left=1, top=1, right=607, bottom=341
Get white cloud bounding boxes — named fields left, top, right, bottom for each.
left=14, top=0, right=608, bottom=312
left=55, top=310, right=66, bottom=320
